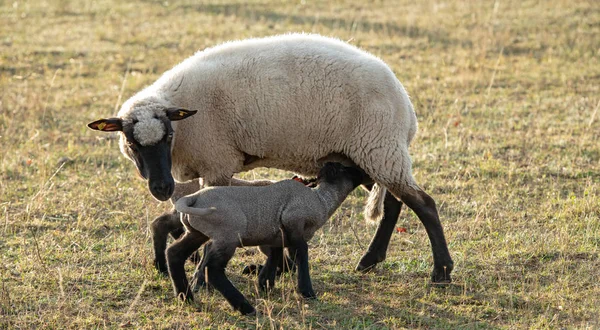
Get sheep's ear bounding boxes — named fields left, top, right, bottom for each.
left=87, top=118, right=123, bottom=132
left=166, top=108, right=198, bottom=121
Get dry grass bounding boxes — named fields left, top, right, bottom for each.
left=1, top=0, right=599, bottom=328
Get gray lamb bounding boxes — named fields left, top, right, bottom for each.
left=167, top=162, right=365, bottom=315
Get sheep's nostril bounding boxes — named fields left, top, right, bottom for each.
left=150, top=182, right=173, bottom=201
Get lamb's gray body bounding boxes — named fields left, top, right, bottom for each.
left=176, top=180, right=350, bottom=247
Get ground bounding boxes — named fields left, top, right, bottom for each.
left=1, top=0, right=599, bottom=329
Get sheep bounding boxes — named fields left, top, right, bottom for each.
left=168, top=162, right=366, bottom=315
left=87, top=33, right=454, bottom=283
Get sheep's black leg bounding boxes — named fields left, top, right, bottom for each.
left=191, top=242, right=212, bottom=292
left=166, top=231, right=208, bottom=302
left=400, top=187, right=453, bottom=283
left=288, top=240, right=316, bottom=299
left=151, top=209, right=184, bottom=275
left=258, top=247, right=283, bottom=291
left=356, top=190, right=403, bottom=272
left=205, top=243, right=255, bottom=315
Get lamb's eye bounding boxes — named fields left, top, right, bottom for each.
left=166, top=132, right=174, bottom=143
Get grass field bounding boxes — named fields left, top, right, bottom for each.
left=1, top=0, right=599, bottom=328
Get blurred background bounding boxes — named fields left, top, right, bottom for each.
left=1, top=0, right=598, bottom=328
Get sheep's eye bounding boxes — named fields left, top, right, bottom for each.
left=166, top=132, right=174, bottom=143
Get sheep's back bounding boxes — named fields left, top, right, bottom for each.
left=166, top=34, right=417, bottom=176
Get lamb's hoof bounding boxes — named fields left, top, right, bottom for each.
left=242, top=264, right=263, bottom=275
left=177, top=292, right=194, bottom=303
left=154, top=259, right=169, bottom=276
left=355, top=253, right=384, bottom=273
left=430, top=264, right=453, bottom=285
left=239, top=303, right=256, bottom=316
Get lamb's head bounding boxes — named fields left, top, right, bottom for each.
left=87, top=103, right=197, bottom=201
left=317, top=162, right=366, bottom=188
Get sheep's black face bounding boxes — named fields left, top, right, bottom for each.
left=122, top=120, right=175, bottom=201
left=87, top=108, right=197, bottom=201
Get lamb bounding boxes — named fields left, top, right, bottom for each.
left=168, top=162, right=365, bottom=315
left=87, top=33, right=454, bottom=283
left=150, top=175, right=297, bottom=282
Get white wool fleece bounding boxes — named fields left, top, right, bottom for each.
left=117, top=33, right=422, bottom=221
left=134, top=118, right=165, bottom=146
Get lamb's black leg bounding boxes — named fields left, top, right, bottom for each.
left=191, top=241, right=212, bottom=292
left=277, top=248, right=296, bottom=275
left=288, top=240, right=316, bottom=299
left=242, top=246, right=295, bottom=276
left=205, top=242, right=255, bottom=315
left=169, top=220, right=202, bottom=265
left=151, top=209, right=184, bottom=275
left=258, top=247, right=283, bottom=291
left=166, top=231, right=209, bottom=302
left=356, top=191, right=403, bottom=272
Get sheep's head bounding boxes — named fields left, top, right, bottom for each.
left=87, top=107, right=197, bottom=201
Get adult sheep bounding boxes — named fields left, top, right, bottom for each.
left=87, top=33, right=454, bottom=283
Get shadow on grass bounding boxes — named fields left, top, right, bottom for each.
left=314, top=270, right=502, bottom=329
left=229, top=266, right=502, bottom=329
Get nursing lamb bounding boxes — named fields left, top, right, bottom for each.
left=169, top=162, right=365, bottom=315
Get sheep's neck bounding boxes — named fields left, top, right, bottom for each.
left=315, top=180, right=356, bottom=218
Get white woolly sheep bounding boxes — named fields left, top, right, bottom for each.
left=87, top=33, right=454, bottom=283
left=169, top=162, right=365, bottom=315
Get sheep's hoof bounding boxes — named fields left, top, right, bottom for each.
left=299, top=289, right=317, bottom=300
left=355, top=262, right=376, bottom=273
left=430, top=264, right=453, bottom=284
left=355, top=252, right=384, bottom=273
left=355, top=258, right=379, bottom=273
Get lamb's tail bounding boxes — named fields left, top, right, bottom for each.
left=174, top=197, right=217, bottom=217
left=364, top=183, right=386, bottom=224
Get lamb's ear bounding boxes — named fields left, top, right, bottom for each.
left=166, top=108, right=198, bottom=121
left=317, top=162, right=340, bottom=183
left=87, top=118, right=123, bottom=132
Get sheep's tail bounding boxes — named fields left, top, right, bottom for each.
left=174, top=197, right=217, bottom=217
left=364, top=183, right=386, bottom=224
